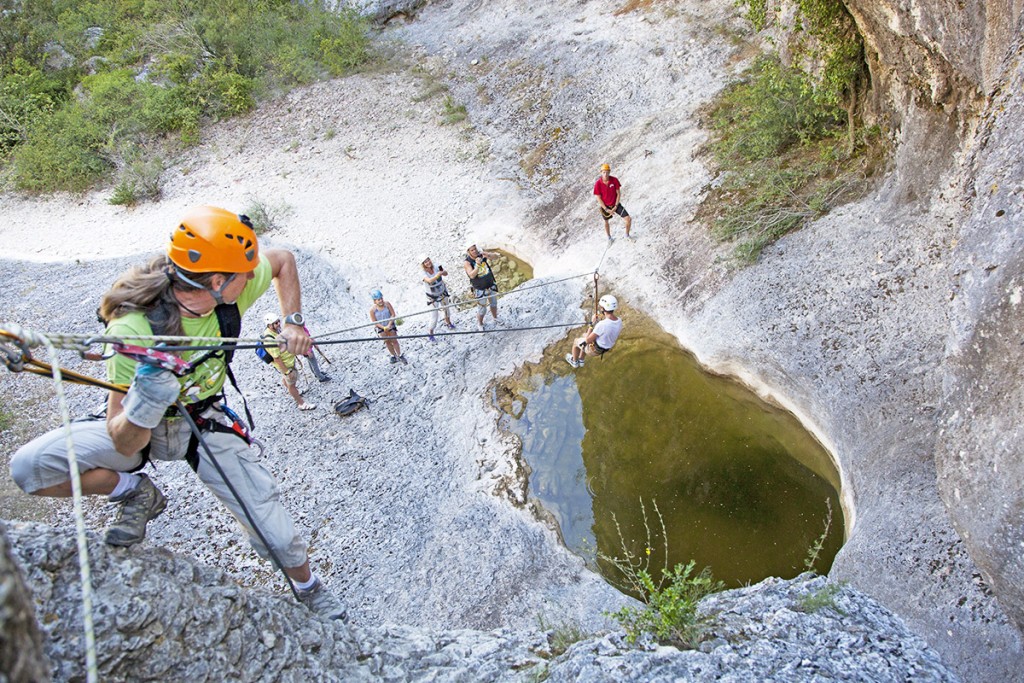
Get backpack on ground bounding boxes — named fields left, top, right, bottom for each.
left=334, top=389, right=370, bottom=417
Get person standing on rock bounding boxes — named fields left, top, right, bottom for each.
left=594, top=163, right=632, bottom=242
left=420, top=253, right=454, bottom=341
left=369, top=289, right=406, bottom=364
left=8, top=206, right=347, bottom=620
left=463, top=240, right=499, bottom=331
left=262, top=313, right=318, bottom=410
left=566, top=294, right=623, bottom=368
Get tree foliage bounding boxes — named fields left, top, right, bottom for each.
left=0, top=0, right=372, bottom=193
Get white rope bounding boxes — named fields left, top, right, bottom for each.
left=41, top=335, right=99, bottom=683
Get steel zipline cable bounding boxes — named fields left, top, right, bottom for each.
left=0, top=245, right=617, bottom=673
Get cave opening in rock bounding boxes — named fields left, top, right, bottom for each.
left=495, top=309, right=844, bottom=590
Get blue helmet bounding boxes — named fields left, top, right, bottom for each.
left=370, top=289, right=383, bottom=300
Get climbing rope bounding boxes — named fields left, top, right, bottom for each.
left=39, top=337, right=100, bottom=683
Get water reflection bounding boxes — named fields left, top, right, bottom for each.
left=499, top=313, right=843, bottom=590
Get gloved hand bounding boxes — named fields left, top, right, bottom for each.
left=121, top=361, right=181, bottom=429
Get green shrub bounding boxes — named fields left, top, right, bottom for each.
left=12, top=105, right=111, bottom=192
left=702, top=54, right=882, bottom=262
left=108, top=142, right=164, bottom=206
left=0, top=59, right=68, bottom=154
left=441, top=95, right=468, bottom=125
left=710, top=56, right=843, bottom=164
left=599, top=499, right=725, bottom=648
left=608, top=561, right=725, bottom=648
left=244, top=194, right=292, bottom=234
left=1, top=0, right=371, bottom=193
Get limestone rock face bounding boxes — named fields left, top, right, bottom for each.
left=934, top=17, right=1024, bottom=637
left=4, top=522, right=957, bottom=682
left=845, top=0, right=1020, bottom=115
left=0, top=523, right=49, bottom=682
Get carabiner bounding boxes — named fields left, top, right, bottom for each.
left=0, top=342, right=26, bottom=372
left=79, top=336, right=116, bottom=362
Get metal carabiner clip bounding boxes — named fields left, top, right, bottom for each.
left=0, top=342, right=26, bottom=372
left=79, top=336, right=116, bottom=362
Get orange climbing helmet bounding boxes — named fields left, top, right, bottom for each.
left=600, top=163, right=611, bottom=172
left=168, top=206, right=259, bottom=274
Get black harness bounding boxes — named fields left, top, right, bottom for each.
left=140, top=302, right=254, bottom=471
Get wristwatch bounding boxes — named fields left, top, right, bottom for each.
left=283, top=312, right=305, bottom=326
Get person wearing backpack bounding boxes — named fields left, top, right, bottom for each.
left=9, top=206, right=346, bottom=620
left=262, top=314, right=317, bottom=411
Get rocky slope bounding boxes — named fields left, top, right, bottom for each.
left=2, top=522, right=957, bottom=681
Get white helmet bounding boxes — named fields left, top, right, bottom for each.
left=418, top=253, right=431, bottom=264
left=464, top=238, right=479, bottom=252
left=263, top=312, right=280, bottom=326
left=598, top=294, right=618, bottom=311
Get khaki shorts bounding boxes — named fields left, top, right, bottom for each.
left=10, top=413, right=308, bottom=567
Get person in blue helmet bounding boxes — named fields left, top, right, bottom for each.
left=368, top=289, right=406, bottom=364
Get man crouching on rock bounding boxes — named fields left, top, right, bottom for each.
left=9, top=206, right=346, bottom=621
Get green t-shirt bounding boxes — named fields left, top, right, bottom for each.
left=106, top=255, right=273, bottom=404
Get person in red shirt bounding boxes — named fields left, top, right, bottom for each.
left=593, top=163, right=632, bottom=242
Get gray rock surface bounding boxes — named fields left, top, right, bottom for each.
left=4, top=522, right=957, bottom=682
left=934, top=12, right=1024, bottom=637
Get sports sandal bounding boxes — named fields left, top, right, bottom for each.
left=299, top=403, right=317, bottom=411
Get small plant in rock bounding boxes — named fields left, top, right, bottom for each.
left=796, top=581, right=844, bottom=614
left=108, top=143, right=165, bottom=206
left=440, top=95, right=468, bottom=125
left=536, top=614, right=588, bottom=656
left=0, top=405, right=13, bottom=432
left=601, top=499, right=725, bottom=648
left=803, top=497, right=834, bottom=573
left=244, top=195, right=293, bottom=234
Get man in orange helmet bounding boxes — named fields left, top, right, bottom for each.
left=594, top=162, right=633, bottom=242
left=10, top=206, right=347, bottom=620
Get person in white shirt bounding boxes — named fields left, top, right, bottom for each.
left=566, top=294, right=623, bottom=368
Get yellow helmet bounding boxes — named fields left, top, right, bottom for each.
left=600, top=163, right=611, bottom=172
left=168, top=206, right=259, bottom=274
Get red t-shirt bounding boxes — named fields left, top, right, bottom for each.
left=594, top=176, right=621, bottom=206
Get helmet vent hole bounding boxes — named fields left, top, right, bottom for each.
left=225, top=233, right=234, bottom=240
left=188, top=249, right=202, bottom=264
left=245, top=248, right=256, bottom=261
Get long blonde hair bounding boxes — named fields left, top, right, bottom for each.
left=98, top=255, right=219, bottom=336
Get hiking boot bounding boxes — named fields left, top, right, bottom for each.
left=105, top=474, right=167, bottom=547
left=296, top=577, right=348, bottom=621
left=317, top=374, right=332, bottom=383
left=390, top=355, right=399, bottom=364
left=398, top=354, right=408, bottom=365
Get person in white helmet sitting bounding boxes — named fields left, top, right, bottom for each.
left=566, top=294, right=623, bottom=368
